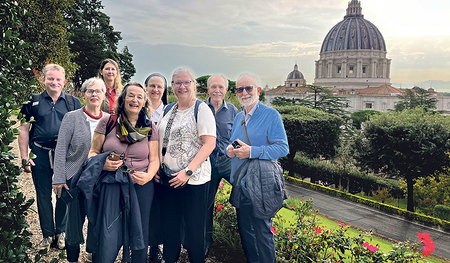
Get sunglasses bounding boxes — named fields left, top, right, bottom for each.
left=236, top=86, right=254, bottom=93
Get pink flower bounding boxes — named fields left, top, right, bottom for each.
left=215, top=204, right=223, bottom=213
left=219, top=181, right=224, bottom=189
left=363, top=242, right=378, bottom=252
left=270, top=226, right=277, bottom=234
left=337, top=221, right=345, bottom=227
left=314, top=227, right=322, bottom=234
left=418, top=232, right=435, bottom=257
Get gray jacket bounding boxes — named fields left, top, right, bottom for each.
left=230, top=159, right=287, bottom=219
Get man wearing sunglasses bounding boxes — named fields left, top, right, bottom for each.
left=226, top=74, right=289, bottom=263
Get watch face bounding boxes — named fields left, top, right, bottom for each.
left=186, top=169, right=193, bottom=176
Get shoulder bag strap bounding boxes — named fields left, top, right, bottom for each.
left=161, top=102, right=178, bottom=157
left=241, top=113, right=251, bottom=146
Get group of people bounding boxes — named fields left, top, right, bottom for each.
left=19, top=60, right=289, bottom=263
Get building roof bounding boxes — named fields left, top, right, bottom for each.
left=320, top=0, right=386, bottom=53
left=265, top=85, right=311, bottom=94
left=355, top=84, right=402, bottom=95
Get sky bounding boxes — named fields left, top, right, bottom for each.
left=101, top=0, right=450, bottom=90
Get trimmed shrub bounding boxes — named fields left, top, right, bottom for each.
left=434, top=205, right=450, bottom=222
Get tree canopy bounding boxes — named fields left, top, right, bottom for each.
left=395, top=87, right=438, bottom=111
left=354, top=108, right=450, bottom=212
left=65, top=0, right=135, bottom=89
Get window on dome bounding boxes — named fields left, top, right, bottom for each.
left=337, top=67, right=341, bottom=73
left=349, top=66, right=354, bottom=74
left=362, top=66, right=366, bottom=73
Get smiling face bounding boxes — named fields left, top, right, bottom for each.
left=236, top=75, right=260, bottom=108
left=146, top=76, right=165, bottom=102
left=208, top=75, right=228, bottom=104
left=124, top=85, right=145, bottom=116
left=172, top=72, right=195, bottom=102
left=100, top=62, right=117, bottom=85
left=44, top=69, right=66, bottom=95
left=84, top=82, right=106, bottom=109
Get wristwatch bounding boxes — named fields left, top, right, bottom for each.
left=185, top=167, right=193, bottom=176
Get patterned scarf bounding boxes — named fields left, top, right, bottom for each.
left=116, top=110, right=151, bottom=144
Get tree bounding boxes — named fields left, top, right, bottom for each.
left=17, top=0, right=77, bottom=96
left=65, top=0, right=135, bottom=89
left=351, top=110, right=381, bottom=130
left=1, top=2, right=36, bottom=261
left=275, top=106, right=343, bottom=178
left=395, top=87, right=437, bottom=111
left=354, top=108, right=450, bottom=212
left=196, top=75, right=210, bottom=95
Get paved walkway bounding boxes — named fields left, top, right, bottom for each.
left=284, top=182, right=450, bottom=260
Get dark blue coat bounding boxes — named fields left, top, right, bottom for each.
left=76, top=152, right=144, bottom=263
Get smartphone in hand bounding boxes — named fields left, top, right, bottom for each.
left=60, top=188, right=74, bottom=204
left=232, top=140, right=241, bottom=149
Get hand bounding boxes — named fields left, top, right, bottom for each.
left=168, top=170, right=190, bottom=188
left=53, top=184, right=69, bottom=198
left=226, top=145, right=236, bottom=158
left=131, top=171, right=154, bottom=185
left=230, top=139, right=251, bottom=159
left=23, top=158, right=35, bottom=173
left=103, top=158, right=123, bottom=171
left=154, top=173, right=161, bottom=183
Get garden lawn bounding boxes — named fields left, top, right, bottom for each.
left=277, top=208, right=445, bottom=263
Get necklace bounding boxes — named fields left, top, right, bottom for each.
left=83, top=106, right=103, bottom=120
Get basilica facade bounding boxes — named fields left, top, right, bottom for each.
left=265, top=0, right=450, bottom=113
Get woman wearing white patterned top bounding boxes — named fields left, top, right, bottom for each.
left=156, top=68, right=216, bottom=263
left=52, top=77, right=107, bottom=263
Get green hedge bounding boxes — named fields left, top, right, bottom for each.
left=280, top=153, right=403, bottom=198
left=434, top=205, right=450, bottom=222
left=286, top=177, right=450, bottom=231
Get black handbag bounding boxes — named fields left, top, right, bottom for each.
left=158, top=163, right=186, bottom=190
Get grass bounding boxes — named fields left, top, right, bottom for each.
left=278, top=199, right=447, bottom=263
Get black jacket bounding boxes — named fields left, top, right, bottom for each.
left=76, top=152, right=144, bottom=263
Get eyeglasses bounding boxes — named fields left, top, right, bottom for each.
left=172, top=80, right=193, bottom=88
left=119, top=155, right=135, bottom=174
left=86, top=89, right=104, bottom=95
left=236, top=86, right=254, bottom=93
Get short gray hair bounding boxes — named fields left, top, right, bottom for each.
left=236, top=73, right=260, bottom=87
left=172, top=67, right=196, bottom=84
left=207, top=75, right=228, bottom=89
left=81, top=77, right=106, bottom=93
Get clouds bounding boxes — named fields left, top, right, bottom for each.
left=101, top=0, right=450, bottom=89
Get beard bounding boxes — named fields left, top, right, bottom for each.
left=239, top=94, right=258, bottom=107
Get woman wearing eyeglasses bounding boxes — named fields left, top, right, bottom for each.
left=87, top=82, right=159, bottom=263
left=156, top=68, right=216, bottom=263
left=52, top=77, right=107, bottom=263
left=97, top=58, right=123, bottom=114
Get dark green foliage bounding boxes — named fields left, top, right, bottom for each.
left=66, top=0, right=135, bottom=89
left=433, top=205, right=450, bottom=222
left=17, top=0, right=77, bottom=94
left=274, top=106, right=343, bottom=177
left=0, top=2, right=35, bottom=261
left=196, top=75, right=210, bottom=95
left=351, top=110, right=381, bottom=130
left=354, top=108, right=450, bottom=212
left=279, top=153, right=402, bottom=197
left=395, top=87, right=438, bottom=111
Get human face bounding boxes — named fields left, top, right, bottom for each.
left=44, top=69, right=66, bottom=95
left=236, top=75, right=260, bottom=108
left=147, top=76, right=165, bottom=102
left=172, top=72, right=195, bottom=102
left=208, top=76, right=227, bottom=104
left=124, top=85, right=145, bottom=116
left=100, top=62, right=117, bottom=84
left=84, top=83, right=106, bottom=109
